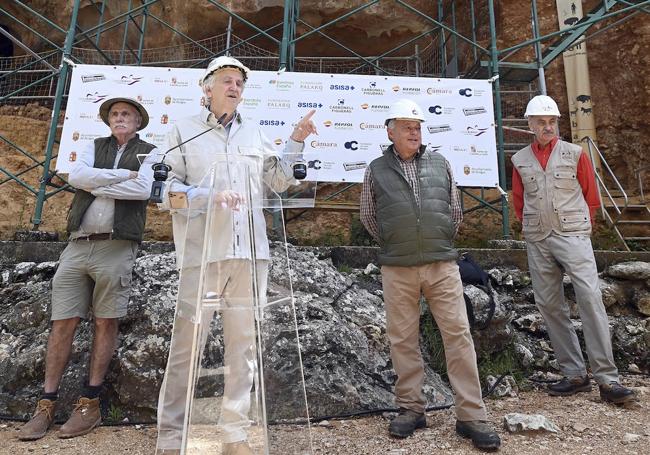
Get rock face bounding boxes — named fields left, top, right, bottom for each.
left=1, top=246, right=649, bottom=424
left=0, top=244, right=452, bottom=423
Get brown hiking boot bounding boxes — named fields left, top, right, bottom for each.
left=223, top=440, right=254, bottom=455
left=17, top=399, right=56, bottom=441
left=58, top=397, right=101, bottom=438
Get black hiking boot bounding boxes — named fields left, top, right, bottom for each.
left=547, top=375, right=591, bottom=396
left=388, top=408, right=426, bottom=438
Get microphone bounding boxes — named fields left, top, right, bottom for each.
left=149, top=112, right=228, bottom=202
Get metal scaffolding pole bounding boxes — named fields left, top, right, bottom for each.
left=531, top=0, right=547, bottom=94
left=32, top=0, right=81, bottom=229
left=488, top=0, right=510, bottom=239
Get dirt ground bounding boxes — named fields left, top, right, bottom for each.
left=1, top=375, right=648, bottom=455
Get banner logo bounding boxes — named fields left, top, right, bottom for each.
left=463, top=125, right=490, bottom=136
left=463, top=107, right=487, bottom=116
left=427, top=124, right=452, bottom=134
left=267, top=99, right=291, bottom=109
left=82, top=92, right=108, bottom=103
left=426, top=87, right=453, bottom=95
left=81, top=74, right=105, bottom=83
left=119, top=74, right=143, bottom=85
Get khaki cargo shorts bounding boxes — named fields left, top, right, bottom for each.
left=51, top=239, right=138, bottom=320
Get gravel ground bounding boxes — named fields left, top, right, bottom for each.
left=2, top=375, right=648, bottom=455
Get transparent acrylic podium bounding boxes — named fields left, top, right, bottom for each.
left=155, top=151, right=316, bottom=455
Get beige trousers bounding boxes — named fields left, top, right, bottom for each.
left=157, top=259, right=268, bottom=450
left=382, top=260, right=487, bottom=421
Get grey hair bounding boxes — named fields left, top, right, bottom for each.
left=386, top=119, right=396, bottom=130
left=201, top=69, right=247, bottom=99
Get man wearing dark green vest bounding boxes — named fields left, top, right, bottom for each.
left=18, top=97, right=159, bottom=441
left=360, top=99, right=500, bottom=451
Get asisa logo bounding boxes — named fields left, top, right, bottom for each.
left=330, top=84, right=355, bottom=90
left=297, top=102, right=323, bottom=109
left=259, top=119, right=286, bottom=126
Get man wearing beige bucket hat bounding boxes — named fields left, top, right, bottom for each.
left=18, top=97, right=160, bottom=442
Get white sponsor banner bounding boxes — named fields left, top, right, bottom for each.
left=58, top=64, right=499, bottom=187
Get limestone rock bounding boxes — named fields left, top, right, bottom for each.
left=606, top=262, right=650, bottom=281
left=632, top=288, right=650, bottom=316
left=486, top=374, right=518, bottom=398
left=503, top=413, right=560, bottom=433
left=599, top=278, right=627, bottom=309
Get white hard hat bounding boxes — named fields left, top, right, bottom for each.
left=200, top=55, right=250, bottom=86
left=385, top=99, right=426, bottom=126
left=524, top=95, right=561, bottom=117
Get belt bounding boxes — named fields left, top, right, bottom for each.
left=73, top=233, right=113, bottom=241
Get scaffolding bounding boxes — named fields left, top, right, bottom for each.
left=1, top=0, right=648, bottom=238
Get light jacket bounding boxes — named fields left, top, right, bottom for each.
left=163, top=108, right=302, bottom=268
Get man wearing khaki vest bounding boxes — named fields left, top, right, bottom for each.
left=18, top=97, right=160, bottom=441
left=512, top=95, right=635, bottom=404
left=360, top=99, right=500, bottom=451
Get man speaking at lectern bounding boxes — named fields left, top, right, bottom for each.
left=155, top=56, right=317, bottom=455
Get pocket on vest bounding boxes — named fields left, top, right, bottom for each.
left=522, top=175, right=538, bottom=194
left=558, top=210, right=590, bottom=231
left=554, top=167, right=578, bottom=189
left=522, top=212, right=541, bottom=229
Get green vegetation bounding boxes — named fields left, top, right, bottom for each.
left=422, top=312, right=526, bottom=387
left=106, top=403, right=124, bottom=423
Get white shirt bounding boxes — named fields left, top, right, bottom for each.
left=67, top=138, right=161, bottom=237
